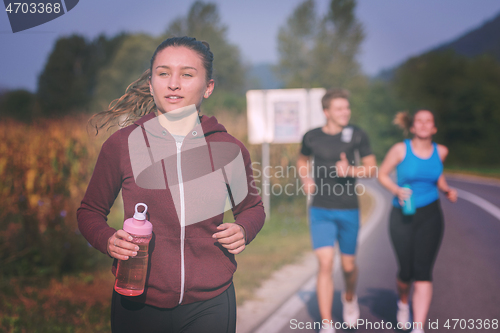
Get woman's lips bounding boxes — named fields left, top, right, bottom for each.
left=165, top=96, right=183, bottom=102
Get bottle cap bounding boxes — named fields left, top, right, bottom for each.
left=133, top=203, right=148, bottom=220
left=123, top=203, right=153, bottom=236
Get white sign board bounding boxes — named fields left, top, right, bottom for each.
left=246, top=88, right=326, bottom=144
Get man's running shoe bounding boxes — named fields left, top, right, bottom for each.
left=341, top=292, right=360, bottom=328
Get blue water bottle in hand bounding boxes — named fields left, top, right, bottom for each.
left=402, top=184, right=415, bottom=215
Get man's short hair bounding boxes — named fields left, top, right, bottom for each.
left=321, top=89, right=350, bottom=110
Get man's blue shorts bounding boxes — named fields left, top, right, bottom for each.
left=309, top=206, right=360, bottom=254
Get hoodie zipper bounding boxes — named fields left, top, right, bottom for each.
left=176, top=140, right=186, bottom=304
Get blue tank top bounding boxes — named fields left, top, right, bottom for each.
left=393, top=139, right=443, bottom=208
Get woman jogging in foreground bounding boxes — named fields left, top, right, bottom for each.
left=77, top=36, right=265, bottom=333
left=378, top=110, right=457, bottom=333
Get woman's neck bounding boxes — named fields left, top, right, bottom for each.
left=157, top=104, right=200, bottom=136
left=411, top=136, right=432, bottom=146
left=411, top=136, right=433, bottom=154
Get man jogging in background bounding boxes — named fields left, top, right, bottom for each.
left=297, top=89, right=377, bottom=332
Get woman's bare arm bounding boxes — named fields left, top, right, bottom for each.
left=378, top=142, right=411, bottom=204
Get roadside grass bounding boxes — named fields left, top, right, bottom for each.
left=231, top=197, right=311, bottom=305
left=0, top=270, right=113, bottom=333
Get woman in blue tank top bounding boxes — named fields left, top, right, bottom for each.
left=379, top=110, right=457, bottom=333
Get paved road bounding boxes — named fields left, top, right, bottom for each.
left=259, top=177, right=500, bottom=333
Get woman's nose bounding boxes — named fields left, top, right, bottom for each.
left=168, top=76, right=180, bottom=90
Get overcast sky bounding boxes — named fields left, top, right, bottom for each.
left=1, top=0, right=500, bottom=92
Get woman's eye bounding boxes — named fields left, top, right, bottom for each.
left=159, top=72, right=168, bottom=77
left=183, top=73, right=193, bottom=77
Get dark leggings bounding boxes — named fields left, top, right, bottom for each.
left=389, top=200, right=444, bottom=282
left=111, top=283, right=236, bottom=333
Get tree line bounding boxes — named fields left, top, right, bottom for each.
left=1, top=0, right=499, bottom=166
left=0, top=1, right=246, bottom=122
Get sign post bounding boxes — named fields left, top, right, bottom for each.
left=261, top=141, right=270, bottom=218
left=246, top=88, right=326, bottom=219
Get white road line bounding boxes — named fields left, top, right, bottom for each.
left=457, top=189, right=500, bottom=221
left=253, top=182, right=389, bottom=333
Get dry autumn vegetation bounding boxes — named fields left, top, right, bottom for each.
left=0, top=116, right=113, bottom=331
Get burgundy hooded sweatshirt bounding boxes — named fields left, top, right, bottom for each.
left=77, top=112, right=265, bottom=308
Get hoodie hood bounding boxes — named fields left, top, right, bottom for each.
left=128, top=110, right=248, bottom=227
left=133, top=112, right=227, bottom=139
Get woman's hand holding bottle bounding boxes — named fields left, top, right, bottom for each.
left=395, top=186, right=412, bottom=206
left=108, top=230, right=139, bottom=260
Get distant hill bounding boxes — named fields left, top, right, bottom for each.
left=0, top=86, right=9, bottom=96
left=375, top=11, right=500, bottom=80
left=435, top=12, right=500, bottom=60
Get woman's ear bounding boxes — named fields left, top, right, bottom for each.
left=204, top=79, right=215, bottom=99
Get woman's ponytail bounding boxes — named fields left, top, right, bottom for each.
left=88, top=69, right=154, bottom=135
left=393, top=111, right=412, bottom=136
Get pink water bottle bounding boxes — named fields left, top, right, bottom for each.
left=114, top=203, right=153, bottom=296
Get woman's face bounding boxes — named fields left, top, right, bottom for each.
left=149, top=46, right=214, bottom=114
left=411, top=110, right=437, bottom=139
